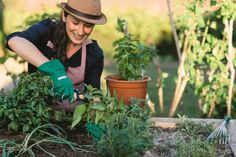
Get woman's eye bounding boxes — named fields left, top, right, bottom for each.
left=85, top=24, right=93, bottom=28
left=73, top=21, right=79, bottom=25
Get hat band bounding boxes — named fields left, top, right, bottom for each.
left=64, top=4, right=102, bottom=20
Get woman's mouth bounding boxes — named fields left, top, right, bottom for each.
left=73, top=34, right=83, bottom=40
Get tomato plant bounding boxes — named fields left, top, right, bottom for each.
left=172, top=0, right=236, bottom=118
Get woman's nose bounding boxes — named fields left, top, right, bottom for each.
left=77, top=24, right=84, bottom=35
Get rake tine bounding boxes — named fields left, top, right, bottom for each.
left=225, top=136, right=228, bottom=144
left=207, top=116, right=231, bottom=145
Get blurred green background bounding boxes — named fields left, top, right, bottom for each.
left=0, top=0, right=201, bottom=117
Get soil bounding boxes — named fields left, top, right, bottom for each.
left=0, top=122, right=234, bottom=157
left=0, top=122, right=99, bottom=157
left=143, top=127, right=233, bottom=157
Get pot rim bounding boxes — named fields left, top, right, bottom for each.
left=104, top=74, right=151, bottom=83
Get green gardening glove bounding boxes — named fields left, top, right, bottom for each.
left=38, top=59, right=74, bottom=103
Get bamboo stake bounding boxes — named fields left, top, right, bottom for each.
left=167, top=0, right=182, bottom=63
left=158, top=86, right=164, bottom=113
left=225, top=19, right=235, bottom=116
left=169, top=74, right=189, bottom=117
left=168, top=55, right=186, bottom=117
left=208, top=94, right=217, bottom=118
left=167, top=0, right=193, bottom=117
left=152, top=58, right=164, bottom=113
left=168, top=32, right=190, bottom=117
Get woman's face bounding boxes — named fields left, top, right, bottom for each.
left=62, top=13, right=94, bottom=45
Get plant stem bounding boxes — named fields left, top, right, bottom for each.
left=152, top=58, right=164, bottom=113
left=208, top=94, right=216, bottom=118
left=201, top=19, right=210, bottom=47
left=169, top=30, right=191, bottom=117
left=167, top=0, right=182, bottom=63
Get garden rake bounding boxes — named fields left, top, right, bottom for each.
left=207, top=116, right=230, bottom=144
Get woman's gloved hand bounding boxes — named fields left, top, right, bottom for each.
left=38, top=59, right=74, bottom=103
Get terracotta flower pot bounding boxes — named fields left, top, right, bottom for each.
left=105, top=74, right=151, bottom=104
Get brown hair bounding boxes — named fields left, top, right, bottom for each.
left=52, top=12, right=68, bottom=64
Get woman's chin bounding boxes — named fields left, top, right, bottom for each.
left=70, top=39, right=83, bottom=45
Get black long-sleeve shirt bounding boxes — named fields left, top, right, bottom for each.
left=6, top=18, right=104, bottom=89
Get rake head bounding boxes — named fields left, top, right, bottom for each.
left=207, top=116, right=230, bottom=145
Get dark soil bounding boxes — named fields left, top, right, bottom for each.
left=0, top=122, right=234, bottom=157
left=143, top=127, right=234, bottom=157
left=0, top=121, right=100, bottom=157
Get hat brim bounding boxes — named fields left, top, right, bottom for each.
left=60, top=2, right=107, bottom=25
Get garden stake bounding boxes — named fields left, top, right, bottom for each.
left=152, top=57, right=164, bottom=113
left=225, top=18, right=235, bottom=117
left=207, top=116, right=230, bottom=145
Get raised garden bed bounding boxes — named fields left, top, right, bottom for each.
left=147, top=117, right=236, bottom=157
left=0, top=117, right=235, bottom=157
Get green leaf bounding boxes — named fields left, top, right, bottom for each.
left=0, top=108, right=3, bottom=117
left=0, top=57, right=7, bottom=64
left=95, top=111, right=103, bottom=124
left=8, top=121, right=18, bottom=132
left=210, top=0, right=216, bottom=6
left=71, top=105, right=86, bottom=128
left=91, top=104, right=106, bottom=111
left=161, top=72, right=168, bottom=79
left=8, top=114, right=14, bottom=121
left=23, top=124, right=30, bottom=132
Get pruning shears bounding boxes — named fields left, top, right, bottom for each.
left=73, top=88, right=85, bottom=101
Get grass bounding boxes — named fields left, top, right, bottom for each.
left=102, top=58, right=202, bottom=118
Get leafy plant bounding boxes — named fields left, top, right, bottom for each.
left=71, top=84, right=151, bottom=128
left=71, top=84, right=127, bottom=128
left=112, top=18, right=156, bottom=80
left=96, top=108, right=153, bottom=157
left=0, top=72, right=54, bottom=132
left=0, top=123, right=94, bottom=157
left=176, top=139, right=216, bottom=157
left=71, top=85, right=153, bottom=157
left=171, top=0, right=236, bottom=118
left=178, top=115, right=213, bottom=139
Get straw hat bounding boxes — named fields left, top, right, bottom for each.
left=60, top=0, right=107, bottom=25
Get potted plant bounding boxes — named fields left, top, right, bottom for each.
left=105, top=19, right=155, bottom=104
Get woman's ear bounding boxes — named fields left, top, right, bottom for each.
left=61, top=11, right=66, bottom=22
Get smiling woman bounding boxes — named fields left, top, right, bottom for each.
left=5, top=0, right=107, bottom=111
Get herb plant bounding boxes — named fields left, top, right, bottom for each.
left=71, top=85, right=151, bottom=128
left=96, top=104, right=153, bottom=157
left=71, top=85, right=153, bottom=156
left=178, top=116, right=213, bottom=138
left=0, top=72, right=54, bottom=132
left=112, top=18, right=155, bottom=80
left=176, top=140, right=216, bottom=157
left=71, top=84, right=127, bottom=128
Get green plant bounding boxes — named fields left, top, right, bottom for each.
left=170, top=0, right=236, bottom=118
left=176, top=139, right=216, bottom=157
left=71, top=84, right=152, bottom=128
left=178, top=115, right=213, bottom=139
left=0, top=123, right=94, bottom=157
left=112, top=18, right=155, bottom=80
left=71, top=84, right=127, bottom=128
left=0, top=72, right=54, bottom=132
left=96, top=109, right=153, bottom=157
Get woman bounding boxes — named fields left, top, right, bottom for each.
left=6, top=0, right=107, bottom=110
